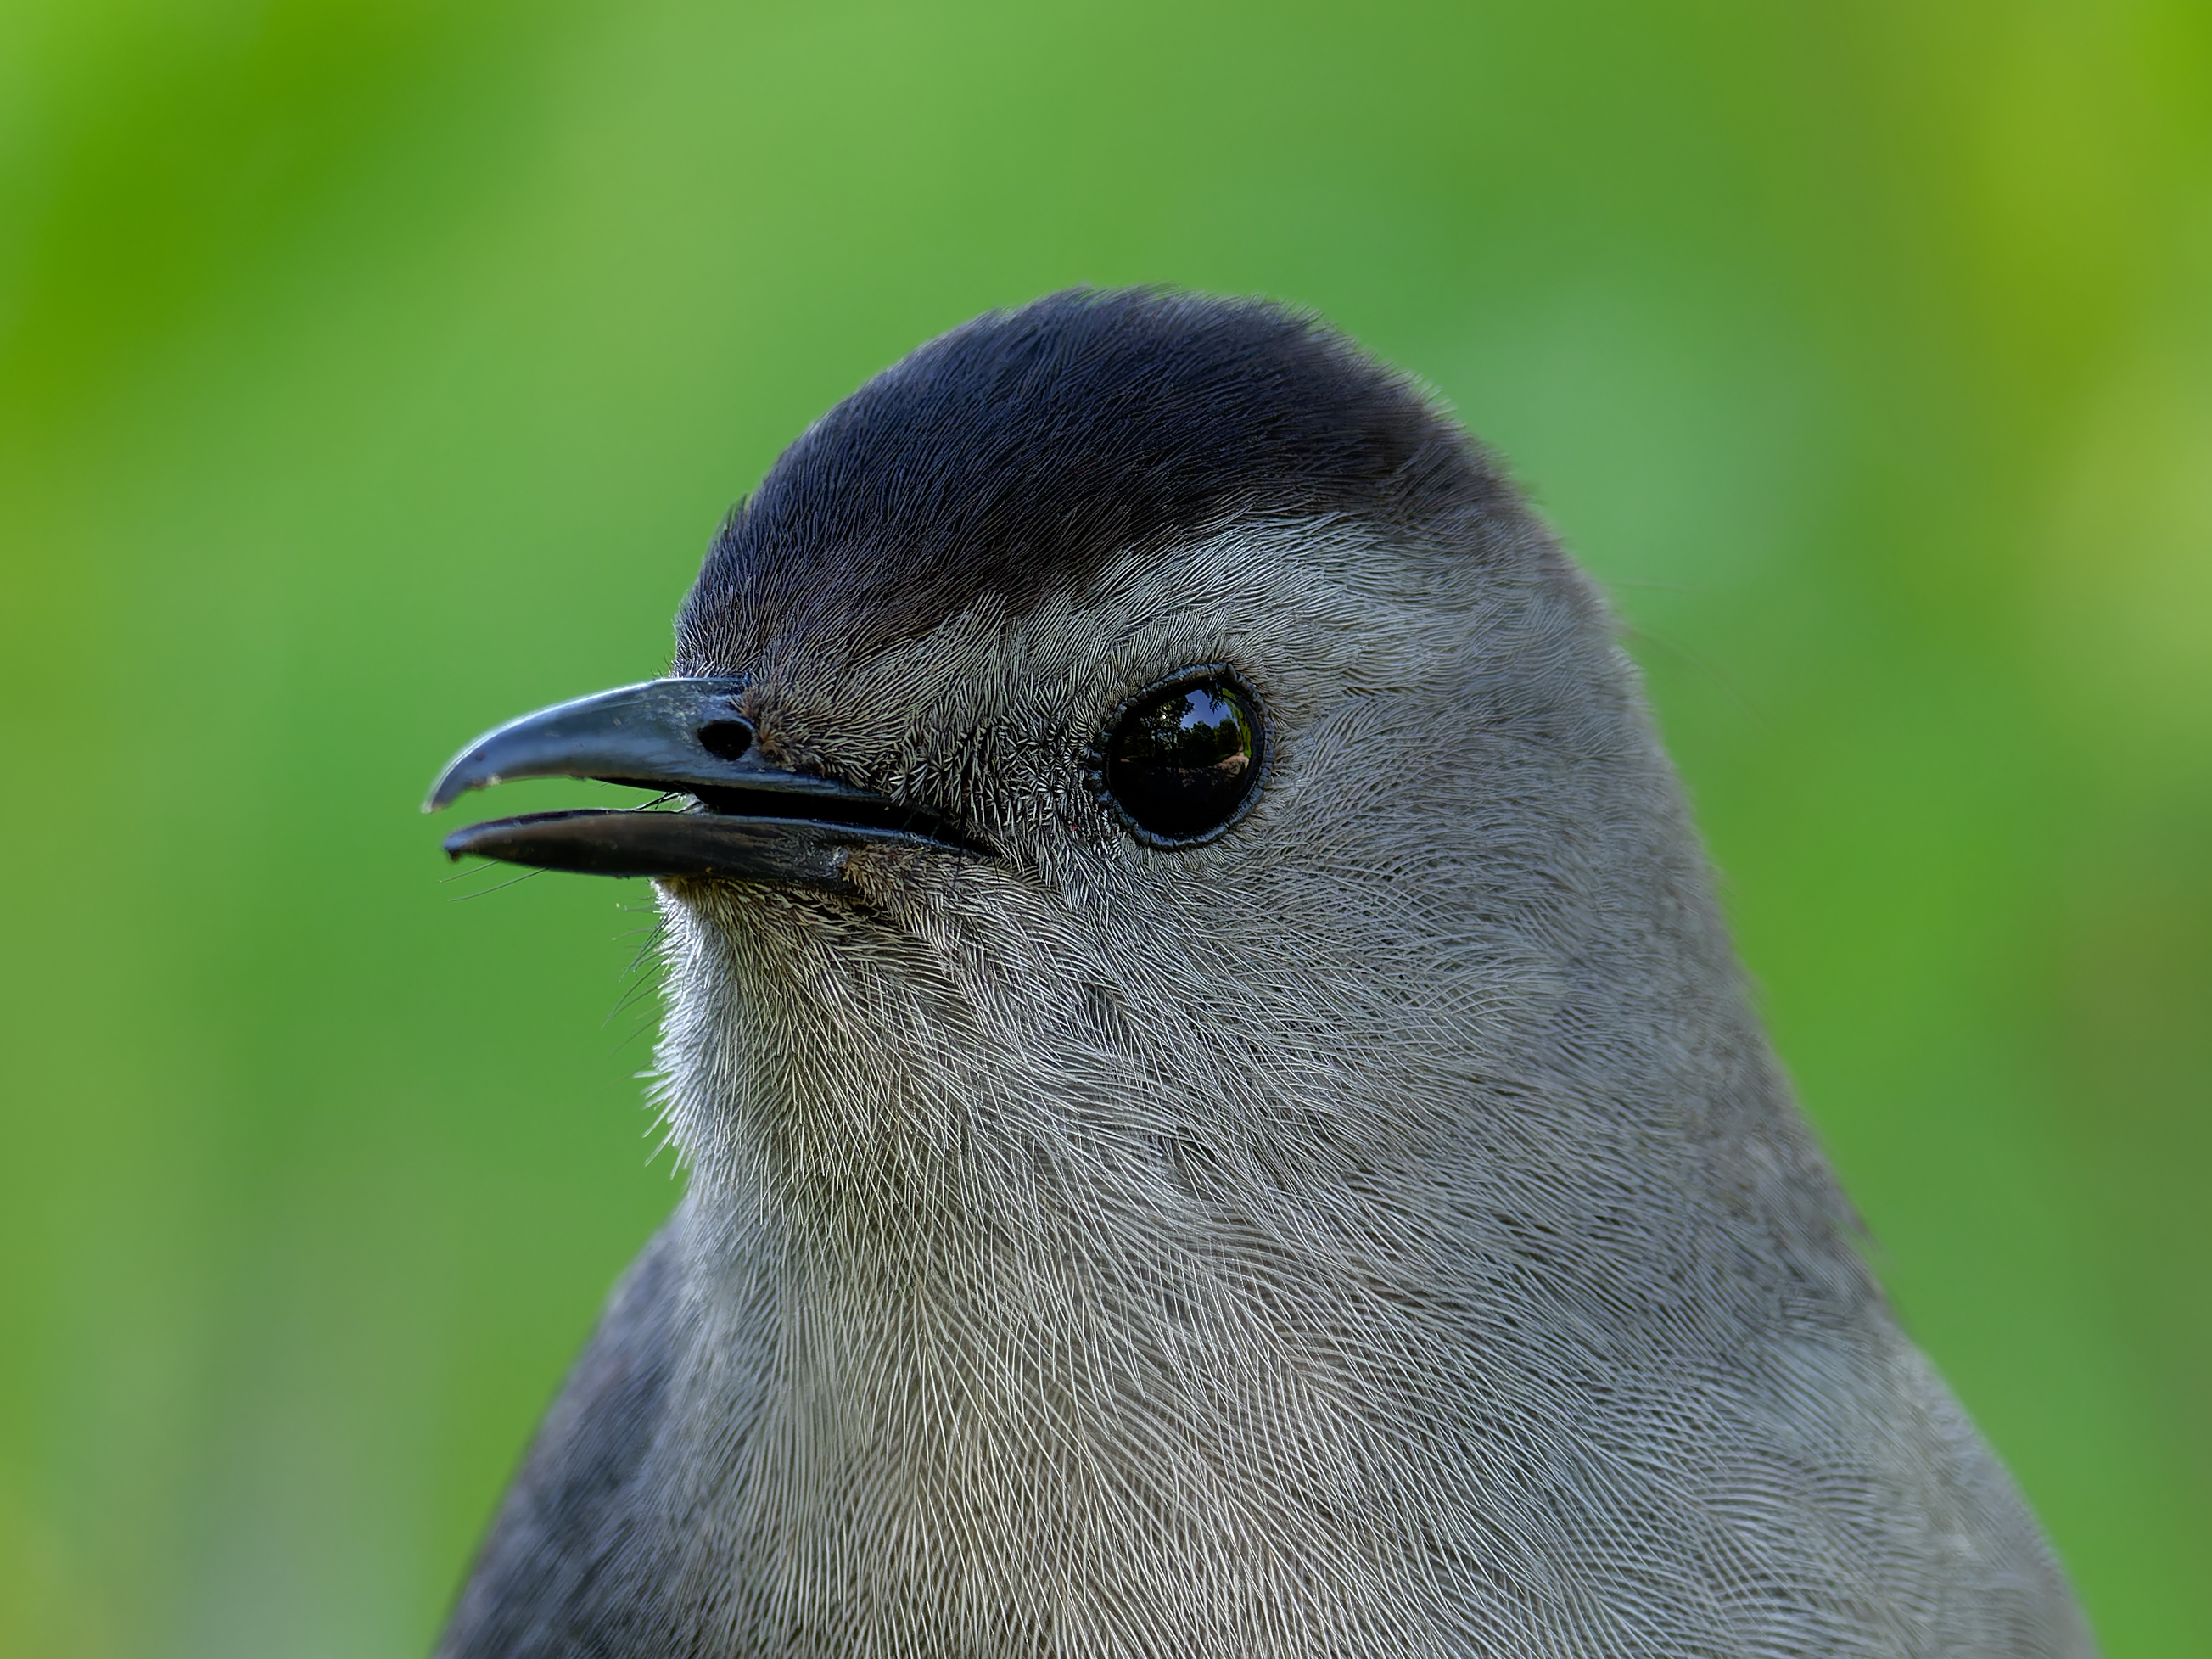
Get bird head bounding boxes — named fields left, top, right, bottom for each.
left=428, top=289, right=1832, bottom=1292
left=419, top=291, right=2096, bottom=1659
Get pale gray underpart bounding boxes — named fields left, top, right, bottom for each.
left=436, top=513, right=2097, bottom=1657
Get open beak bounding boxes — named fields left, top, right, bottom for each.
left=423, top=678, right=979, bottom=886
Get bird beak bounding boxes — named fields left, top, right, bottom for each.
left=423, top=678, right=978, bottom=885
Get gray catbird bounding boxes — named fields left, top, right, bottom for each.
left=424, top=289, right=2095, bottom=1657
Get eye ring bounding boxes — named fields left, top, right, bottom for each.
left=1087, top=664, right=1268, bottom=849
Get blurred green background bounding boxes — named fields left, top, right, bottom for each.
left=2, top=1, right=2206, bottom=1654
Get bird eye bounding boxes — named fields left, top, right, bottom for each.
left=1099, top=671, right=1263, bottom=844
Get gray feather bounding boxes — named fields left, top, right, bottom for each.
left=435, top=294, right=2095, bottom=1658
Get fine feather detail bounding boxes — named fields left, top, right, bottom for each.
left=438, top=292, right=2095, bottom=1659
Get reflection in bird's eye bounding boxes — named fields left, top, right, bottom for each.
left=1102, top=675, right=1262, bottom=844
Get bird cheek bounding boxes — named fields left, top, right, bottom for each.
left=837, top=843, right=979, bottom=916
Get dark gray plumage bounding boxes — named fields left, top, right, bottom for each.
left=428, top=290, right=2095, bottom=1657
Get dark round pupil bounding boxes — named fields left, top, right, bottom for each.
left=1105, top=681, right=1259, bottom=842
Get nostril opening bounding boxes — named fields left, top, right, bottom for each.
left=697, top=720, right=754, bottom=762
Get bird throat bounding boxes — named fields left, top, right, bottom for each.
left=647, top=884, right=1448, bottom=1646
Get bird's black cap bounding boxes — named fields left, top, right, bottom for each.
left=677, top=288, right=1506, bottom=667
